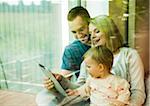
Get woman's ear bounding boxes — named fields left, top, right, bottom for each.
left=98, top=63, right=104, bottom=71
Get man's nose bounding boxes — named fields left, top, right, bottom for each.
left=76, top=31, right=82, bottom=35
left=77, top=33, right=84, bottom=38
left=91, top=32, right=96, bottom=39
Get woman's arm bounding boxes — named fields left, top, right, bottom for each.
left=128, top=49, right=146, bottom=106
left=76, top=61, right=89, bottom=86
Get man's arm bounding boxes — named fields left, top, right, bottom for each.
left=60, top=69, right=74, bottom=81
left=61, top=69, right=72, bottom=76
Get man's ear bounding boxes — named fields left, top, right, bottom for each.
left=98, top=63, right=104, bottom=71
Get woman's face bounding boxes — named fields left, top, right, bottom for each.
left=89, top=23, right=106, bottom=47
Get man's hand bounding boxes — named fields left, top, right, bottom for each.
left=43, top=73, right=62, bottom=90
left=44, top=77, right=54, bottom=90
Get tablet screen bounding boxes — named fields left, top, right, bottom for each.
left=39, top=64, right=68, bottom=96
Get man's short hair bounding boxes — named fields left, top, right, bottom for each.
left=67, top=6, right=90, bottom=23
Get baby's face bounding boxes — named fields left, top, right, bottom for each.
left=84, top=57, right=104, bottom=78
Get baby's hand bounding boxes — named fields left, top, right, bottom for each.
left=66, top=89, right=79, bottom=96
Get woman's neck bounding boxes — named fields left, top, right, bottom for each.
left=113, top=48, right=120, bottom=57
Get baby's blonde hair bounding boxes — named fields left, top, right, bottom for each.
left=84, top=45, right=113, bottom=70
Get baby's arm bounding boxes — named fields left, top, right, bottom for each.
left=66, top=89, right=79, bottom=96
left=77, top=83, right=91, bottom=97
left=77, top=77, right=91, bottom=97
left=66, top=77, right=91, bottom=97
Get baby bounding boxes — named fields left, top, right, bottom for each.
left=66, top=46, right=130, bottom=106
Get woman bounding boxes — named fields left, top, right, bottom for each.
left=77, top=15, right=145, bottom=106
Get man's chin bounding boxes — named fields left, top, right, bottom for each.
left=80, top=40, right=89, bottom=44
left=93, top=43, right=102, bottom=47
left=79, top=40, right=85, bottom=43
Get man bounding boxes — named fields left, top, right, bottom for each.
left=61, top=6, right=91, bottom=76
left=36, top=6, right=91, bottom=106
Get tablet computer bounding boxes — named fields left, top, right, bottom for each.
left=39, top=64, right=68, bottom=97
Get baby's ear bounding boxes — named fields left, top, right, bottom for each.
left=98, top=63, right=104, bottom=71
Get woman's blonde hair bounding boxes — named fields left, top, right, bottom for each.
left=84, top=45, right=113, bottom=70
left=90, top=15, right=123, bottom=52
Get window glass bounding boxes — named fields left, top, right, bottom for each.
left=0, top=0, right=68, bottom=93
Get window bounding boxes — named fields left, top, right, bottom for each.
left=0, top=0, right=69, bottom=93
left=86, top=0, right=109, bottom=17
left=0, top=0, right=109, bottom=94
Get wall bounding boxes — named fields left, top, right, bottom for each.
left=134, top=0, right=149, bottom=75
